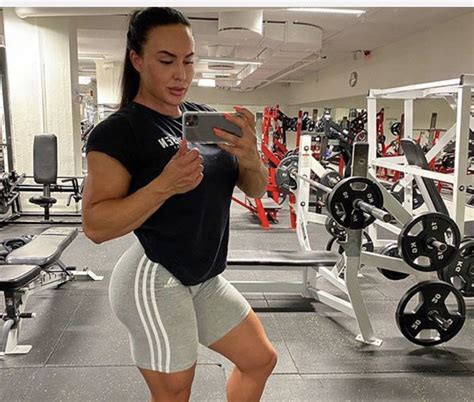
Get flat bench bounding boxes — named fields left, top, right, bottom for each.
left=227, top=249, right=339, bottom=267
left=0, top=227, right=101, bottom=358
left=5, top=227, right=77, bottom=266
left=0, top=227, right=77, bottom=292
left=226, top=249, right=340, bottom=295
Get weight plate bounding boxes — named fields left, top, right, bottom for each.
left=275, top=155, right=299, bottom=194
left=398, top=212, right=461, bottom=273
left=326, top=230, right=374, bottom=253
left=325, top=216, right=346, bottom=240
left=396, top=280, right=466, bottom=346
left=438, top=238, right=474, bottom=297
left=327, top=176, right=384, bottom=229
left=320, top=170, right=341, bottom=189
left=390, top=181, right=424, bottom=210
left=377, top=243, right=410, bottom=280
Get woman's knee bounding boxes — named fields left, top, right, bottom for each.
left=140, top=365, right=195, bottom=401
left=241, top=345, right=278, bottom=376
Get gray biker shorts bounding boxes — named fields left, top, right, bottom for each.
left=109, top=239, right=251, bottom=373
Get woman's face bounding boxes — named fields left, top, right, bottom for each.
left=131, top=24, right=195, bottom=111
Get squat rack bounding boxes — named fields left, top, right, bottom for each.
left=367, top=74, right=474, bottom=240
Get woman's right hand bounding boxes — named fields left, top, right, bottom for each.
left=155, top=140, right=204, bottom=196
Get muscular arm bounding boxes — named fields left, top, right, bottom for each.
left=237, top=161, right=268, bottom=199
left=82, top=152, right=172, bottom=244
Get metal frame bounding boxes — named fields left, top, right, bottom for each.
left=1, top=260, right=103, bottom=358
left=285, top=135, right=433, bottom=344
left=367, top=74, right=474, bottom=240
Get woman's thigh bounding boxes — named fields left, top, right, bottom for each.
left=109, top=240, right=199, bottom=373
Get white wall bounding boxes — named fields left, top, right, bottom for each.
left=3, top=10, right=82, bottom=211
left=287, top=12, right=474, bottom=106
left=95, top=60, right=122, bottom=105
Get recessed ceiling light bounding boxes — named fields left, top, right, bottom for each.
left=199, top=58, right=262, bottom=66
left=287, top=8, right=366, bottom=16
left=79, top=76, right=92, bottom=85
left=198, top=79, right=216, bottom=88
left=202, top=72, right=231, bottom=78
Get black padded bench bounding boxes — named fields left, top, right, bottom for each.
left=0, top=227, right=77, bottom=292
left=0, top=226, right=100, bottom=358
left=0, top=265, right=41, bottom=291
left=5, top=227, right=77, bottom=267
left=227, top=249, right=339, bottom=267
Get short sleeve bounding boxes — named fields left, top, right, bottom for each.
left=85, top=115, right=136, bottom=174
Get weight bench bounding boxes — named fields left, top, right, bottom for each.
left=0, top=227, right=102, bottom=358
left=227, top=249, right=340, bottom=294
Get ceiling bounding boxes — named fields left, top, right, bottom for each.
left=15, top=7, right=472, bottom=91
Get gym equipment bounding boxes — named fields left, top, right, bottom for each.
left=438, top=238, right=474, bottom=297
left=396, top=280, right=466, bottom=346
left=0, top=235, right=34, bottom=262
left=29, top=134, right=58, bottom=220
left=0, top=227, right=102, bottom=358
left=0, top=133, right=84, bottom=226
left=276, top=155, right=392, bottom=229
left=232, top=104, right=291, bottom=229
left=327, top=177, right=390, bottom=230
left=390, top=180, right=424, bottom=209
left=377, top=243, right=410, bottom=280
left=398, top=212, right=460, bottom=273
left=368, top=75, right=473, bottom=239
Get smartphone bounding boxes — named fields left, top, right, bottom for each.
left=182, top=111, right=243, bottom=144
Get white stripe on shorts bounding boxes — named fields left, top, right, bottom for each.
left=150, top=263, right=171, bottom=373
left=134, top=255, right=157, bottom=371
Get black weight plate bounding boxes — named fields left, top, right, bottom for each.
left=438, top=238, right=474, bottom=297
left=396, top=280, right=466, bottom=346
left=327, top=176, right=384, bottom=229
left=377, top=243, right=410, bottom=280
left=398, top=212, right=461, bottom=273
left=326, top=230, right=374, bottom=253
left=390, top=181, right=424, bottom=209
left=325, top=216, right=346, bottom=240
left=275, top=155, right=299, bottom=194
left=320, top=170, right=341, bottom=189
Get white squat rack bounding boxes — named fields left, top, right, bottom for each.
left=367, top=74, right=474, bottom=242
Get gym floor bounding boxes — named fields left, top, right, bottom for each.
left=0, top=197, right=473, bottom=401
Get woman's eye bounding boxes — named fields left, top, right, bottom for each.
left=185, top=61, right=194, bottom=65
left=159, top=61, right=173, bottom=65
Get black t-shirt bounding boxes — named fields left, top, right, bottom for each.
left=86, top=101, right=239, bottom=286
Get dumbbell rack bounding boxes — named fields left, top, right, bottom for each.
left=367, top=74, right=474, bottom=242
left=295, top=134, right=436, bottom=346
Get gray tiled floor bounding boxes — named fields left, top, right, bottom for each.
left=0, top=199, right=472, bottom=401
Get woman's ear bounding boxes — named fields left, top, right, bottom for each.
left=129, top=50, right=142, bottom=73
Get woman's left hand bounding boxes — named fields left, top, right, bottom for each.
left=213, top=106, right=261, bottom=171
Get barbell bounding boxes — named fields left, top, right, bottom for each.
left=276, top=155, right=461, bottom=272
left=275, top=155, right=393, bottom=229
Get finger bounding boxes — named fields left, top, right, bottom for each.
left=213, top=128, right=240, bottom=145
left=217, top=142, right=238, bottom=155
left=234, top=106, right=256, bottom=126
left=181, top=148, right=201, bottom=163
left=223, top=112, right=248, bottom=130
left=184, top=159, right=203, bottom=175
left=173, top=139, right=189, bottom=159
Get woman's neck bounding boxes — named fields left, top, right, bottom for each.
left=133, top=91, right=181, bottom=118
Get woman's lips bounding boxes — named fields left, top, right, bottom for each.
left=168, top=87, right=186, bottom=96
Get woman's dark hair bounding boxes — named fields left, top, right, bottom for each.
left=120, top=7, right=191, bottom=108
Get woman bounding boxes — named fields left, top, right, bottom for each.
left=82, top=7, right=277, bottom=402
